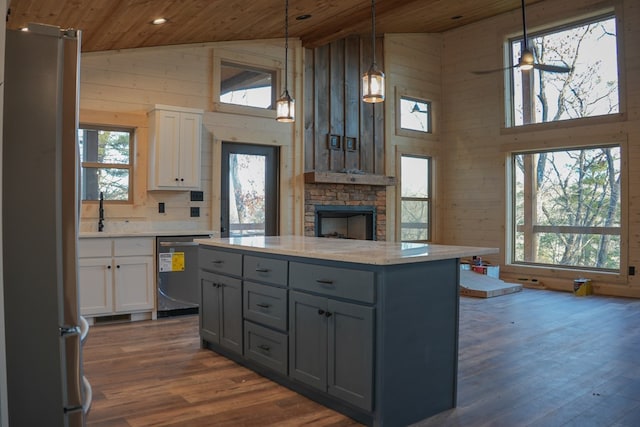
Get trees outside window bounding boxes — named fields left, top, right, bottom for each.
left=400, top=155, right=431, bottom=242
left=510, top=14, right=619, bottom=126
left=512, top=146, right=621, bottom=271
left=78, top=126, right=133, bottom=201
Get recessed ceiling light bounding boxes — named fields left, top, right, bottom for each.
left=296, top=14, right=312, bottom=21
left=152, top=17, right=167, bottom=25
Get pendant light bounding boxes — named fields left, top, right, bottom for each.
left=276, top=0, right=295, bottom=122
left=362, top=0, right=385, bottom=103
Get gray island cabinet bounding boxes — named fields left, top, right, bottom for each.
left=196, top=235, right=497, bottom=427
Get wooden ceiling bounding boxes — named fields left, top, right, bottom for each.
left=6, top=0, right=544, bottom=52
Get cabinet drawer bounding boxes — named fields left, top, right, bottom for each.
left=199, top=247, right=242, bottom=276
left=243, top=255, right=287, bottom=286
left=244, top=321, right=288, bottom=375
left=114, top=237, right=154, bottom=256
left=244, top=281, right=287, bottom=331
left=78, top=239, right=111, bottom=258
left=289, top=262, right=375, bottom=303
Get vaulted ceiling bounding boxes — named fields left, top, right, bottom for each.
left=6, top=0, right=543, bottom=52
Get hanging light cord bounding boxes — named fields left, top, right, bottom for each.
left=371, top=0, right=376, bottom=66
left=284, top=0, right=289, bottom=95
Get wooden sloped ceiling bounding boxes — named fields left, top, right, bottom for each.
left=6, top=0, right=545, bottom=52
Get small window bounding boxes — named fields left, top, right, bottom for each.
left=400, top=155, right=432, bottom=242
left=400, top=96, right=431, bottom=133
left=509, top=14, right=619, bottom=126
left=219, top=62, right=276, bottom=109
left=512, top=146, right=621, bottom=271
left=78, top=126, right=133, bottom=202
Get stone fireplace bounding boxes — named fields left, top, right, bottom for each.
left=304, top=183, right=387, bottom=241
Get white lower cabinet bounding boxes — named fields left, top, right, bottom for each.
left=79, top=237, right=154, bottom=318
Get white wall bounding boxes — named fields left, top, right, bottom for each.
left=79, top=39, right=304, bottom=236
left=440, top=0, right=640, bottom=296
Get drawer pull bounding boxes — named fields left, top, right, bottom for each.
left=256, top=303, right=271, bottom=309
left=211, top=260, right=224, bottom=264
left=316, top=279, right=334, bottom=285
left=255, top=267, right=271, bottom=273
left=318, top=309, right=325, bottom=315
left=325, top=311, right=333, bottom=318
left=257, top=344, right=271, bottom=352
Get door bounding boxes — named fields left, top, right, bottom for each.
left=289, top=291, right=328, bottom=391
left=221, top=142, right=279, bottom=237
left=114, top=256, right=154, bottom=312
left=200, top=272, right=222, bottom=343
left=219, top=275, right=243, bottom=355
left=327, top=299, right=374, bottom=411
left=78, top=257, right=112, bottom=316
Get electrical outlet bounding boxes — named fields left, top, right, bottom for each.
left=190, top=207, right=200, bottom=217
left=190, top=191, right=204, bottom=201
left=158, top=202, right=165, bottom=213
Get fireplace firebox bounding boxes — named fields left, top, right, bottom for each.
left=315, top=205, right=376, bottom=240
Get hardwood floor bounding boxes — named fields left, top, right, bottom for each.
left=83, top=289, right=640, bottom=426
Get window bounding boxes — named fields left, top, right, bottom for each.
left=399, top=96, right=431, bottom=133
left=78, top=126, right=133, bottom=202
left=400, top=155, right=431, bottom=242
left=219, top=62, right=276, bottom=109
left=509, top=14, right=619, bottom=126
left=512, top=146, right=621, bottom=271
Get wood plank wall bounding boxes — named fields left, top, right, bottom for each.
left=440, top=0, right=640, bottom=297
left=78, top=39, right=304, bottom=235
left=304, top=36, right=384, bottom=175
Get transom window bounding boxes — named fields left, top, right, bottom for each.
left=219, top=62, right=276, bottom=109
left=78, top=126, right=133, bottom=202
left=399, top=96, right=431, bottom=133
left=509, top=13, right=619, bottom=126
left=400, top=155, right=432, bottom=242
left=512, top=146, right=621, bottom=271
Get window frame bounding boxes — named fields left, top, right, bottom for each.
left=78, top=124, right=134, bottom=204
left=394, top=87, right=437, bottom=139
left=505, top=11, right=622, bottom=129
left=398, top=154, right=433, bottom=243
left=506, top=141, right=626, bottom=275
left=212, top=48, right=282, bottom=119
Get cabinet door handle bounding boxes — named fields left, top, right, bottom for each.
left=255, top=267, right=271, bottom=273
left=175, top=178, right=179, bottom=181
left=107, top=265, right=111, bottom=269
left=316, top=279, right=334, bottom=285
left=116, top=265, right=120, bottom=269
left=257, top=344, right=270, bottom=352
left=325, top=311, right=333, bottom=318
left=318, top=309, right=325, bottom=315
left=256, top=303, right=271, bottom=308
left=180, top=178, right=184, bottom=182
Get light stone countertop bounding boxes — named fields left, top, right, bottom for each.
left=195, top=235, right=498, bottom=266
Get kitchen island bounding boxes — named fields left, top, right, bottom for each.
left=195, top=235, right=497, bottom=427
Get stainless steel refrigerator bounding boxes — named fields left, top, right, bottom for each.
left=3, top=24, right=92, bottom=426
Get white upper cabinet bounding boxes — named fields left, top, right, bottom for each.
left=148, top=104, right=204, bottom=190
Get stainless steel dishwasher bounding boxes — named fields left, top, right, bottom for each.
left=157, top=235, right=209, bottom=317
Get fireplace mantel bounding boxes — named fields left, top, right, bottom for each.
left=304, top=171, right=397, bottom=186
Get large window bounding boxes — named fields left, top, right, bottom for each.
left=78, top=126, right=133, bottom=202
left=512, top=146, right=621, bottom=271
left=400, top=155, right=431, bottom=242
left=509, top=14, right=619, bottom=126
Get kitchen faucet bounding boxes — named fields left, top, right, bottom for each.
left=98, top=191, right=104, bottom=232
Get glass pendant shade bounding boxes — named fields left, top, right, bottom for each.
left=276, top=90, right=295, bottom=122
left=362, top=64, right=385, bottom=103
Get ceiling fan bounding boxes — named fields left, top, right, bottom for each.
left=472, top=0, right=573, bottom=75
